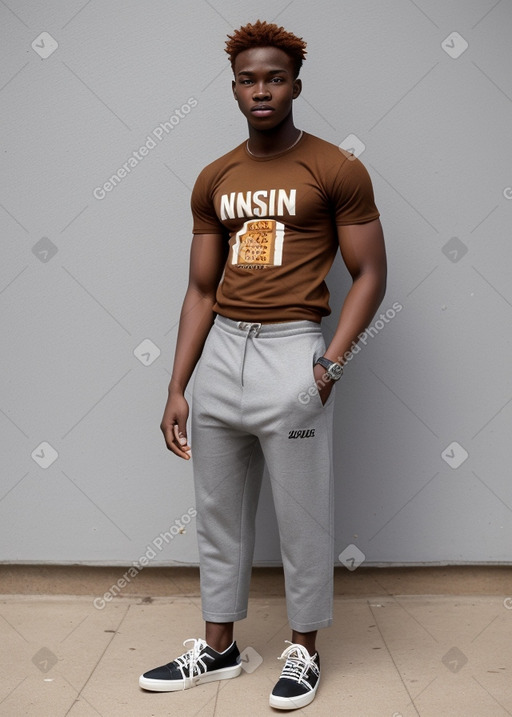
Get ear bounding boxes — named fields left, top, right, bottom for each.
left=292, top=78, right=302, bottom=100
left=232, top=80, right=238, bottom=100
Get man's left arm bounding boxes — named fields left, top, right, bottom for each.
left=314, top=218, right=387, bottom=403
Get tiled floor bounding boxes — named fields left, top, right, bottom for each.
left=1, top=567, right=511, bottom=716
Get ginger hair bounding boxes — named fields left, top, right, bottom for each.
left=225, top=20, right=307, bottom=78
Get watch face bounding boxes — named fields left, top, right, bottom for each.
left=329, top=363, right=343, bottom=380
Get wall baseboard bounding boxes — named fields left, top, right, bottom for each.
left=0, top=565, right=510, bottom=598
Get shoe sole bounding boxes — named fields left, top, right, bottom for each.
left=269, top=676, right=319, bottom=710
left=139, top=663, right=242, bottom=692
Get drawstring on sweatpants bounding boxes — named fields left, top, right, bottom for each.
left=237, top=322, right=262, bottom=386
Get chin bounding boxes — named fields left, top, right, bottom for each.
left=248, top=115, right=283, bottom=131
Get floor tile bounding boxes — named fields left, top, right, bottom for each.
left=1, top=591, right=511, bottom=716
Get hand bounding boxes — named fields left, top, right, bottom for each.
left=160, top=390, right=192, bottom=460
left=313, top=363, right=334, bottom=406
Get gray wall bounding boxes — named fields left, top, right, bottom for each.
left=1, top=0, right=511, bottom=566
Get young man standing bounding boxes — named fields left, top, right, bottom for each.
left=140, top=20, right=386, bottom=710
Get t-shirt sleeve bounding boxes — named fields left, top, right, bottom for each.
left=190, top=166, right=225, bottom=235
left=330, top=155, right=380, bottom=225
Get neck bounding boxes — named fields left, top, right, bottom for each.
left=247, top=118, right=301, bottom=157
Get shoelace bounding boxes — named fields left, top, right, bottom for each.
left=277, top=641, right=319, bottom=688
left=174, top=638, right=210, bottom=686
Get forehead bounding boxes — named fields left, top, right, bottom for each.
left=234, top=46, right=294, bottom=74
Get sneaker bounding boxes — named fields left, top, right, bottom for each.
left=139, top=638, right=242, bottom=692
left=269, top=641, right=320, bottom=710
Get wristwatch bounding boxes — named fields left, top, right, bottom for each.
left=315, top=357, right=343, bottom=381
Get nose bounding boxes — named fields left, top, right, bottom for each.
left=253, top=82, right=271, bottom=100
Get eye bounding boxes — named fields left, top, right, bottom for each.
left=270, top=77, right=284, bottom=83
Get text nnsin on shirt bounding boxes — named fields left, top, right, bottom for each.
left=220, top=189, right=296, bottom=220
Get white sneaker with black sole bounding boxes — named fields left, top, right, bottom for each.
left=139, top=638, right=242, bottom=692
left=269, top=641, right=320, bottom=710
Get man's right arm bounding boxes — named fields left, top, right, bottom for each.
left=161, top=232, right=227, bottom=459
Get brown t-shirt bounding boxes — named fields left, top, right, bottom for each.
left=191, top=132, right=380, bottom=323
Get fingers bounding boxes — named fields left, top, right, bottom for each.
left=160, top=419, right=191, bottom=460
left=172, top=423, right=192, bottom=460
left=160, top=394, right=191, bottom=460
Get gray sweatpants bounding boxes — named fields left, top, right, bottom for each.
left=191, top=315, right=335, bottom=633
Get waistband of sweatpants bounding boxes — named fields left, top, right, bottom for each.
left=214, top=314, right=322, bottom=338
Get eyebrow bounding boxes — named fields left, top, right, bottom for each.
left=237, top=69, right=289, bottom=76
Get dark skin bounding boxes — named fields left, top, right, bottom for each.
left=161, top=46, right=387, bottom=656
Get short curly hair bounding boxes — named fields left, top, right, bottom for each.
left=225, top=20, right=307, bottom=78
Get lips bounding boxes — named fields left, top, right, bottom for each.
left=251, top=105, right=274, bottom=115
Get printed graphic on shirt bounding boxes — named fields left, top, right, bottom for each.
left=220, top=189, right=296, bottom=220
left=231, top=219, right=284, bottom=267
